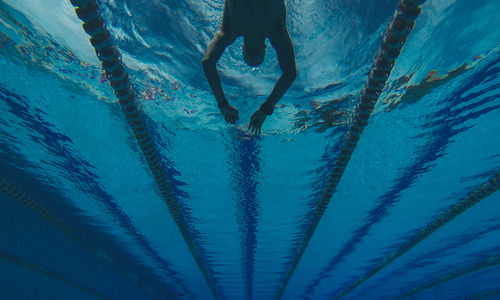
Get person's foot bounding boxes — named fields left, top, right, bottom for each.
left=219, top=102, right=239, bottom=124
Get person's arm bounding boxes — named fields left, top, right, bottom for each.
left=202, top=29, right=233, bottom=106
left=202, top=29, right=239, bottom=124
left=202, top=2, right=240, bottom=124
left=249, top=27, right=296, bottom=134
left=263, top=29, right=297, bottom=111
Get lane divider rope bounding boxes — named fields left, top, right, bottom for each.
left=458, top=288, right=500, bottom=300
left=0, top=175, right=163, bottom=299
left=335, top=172, right=500, bottom=299
left=0, top=247, right=110, bottom=300
left=275, top=1, right=425, bottom=298
left=392, top=254, right=500, bottom=299
left=68, top=1, right=220, bottom=298
left=0, top=176, right=76, bottom=237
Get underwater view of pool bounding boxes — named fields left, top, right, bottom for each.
left=1, top=0, right=499, bottom=299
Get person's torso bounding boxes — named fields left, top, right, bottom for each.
left=225, top=0, right=285, bottom=37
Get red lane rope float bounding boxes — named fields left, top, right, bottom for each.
left=335, top=173, right=500, bottom=300
left=68, top=1, right=220, bottom=298
left=275, top=1, right=425, bottom=299
left=0, top=175, right=162, bottom=298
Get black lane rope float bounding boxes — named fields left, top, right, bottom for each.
left=275, top=1, right=425, bottom=298
left=458, top=288, right=500, bottom=300
left=0, top=176, right=76, bottom=237
left=0, top=248, right=110, bottom=300
left=0, top=175, right=166, bottom=299
left=68, top=1, right=220, bottom=298
left=392, top=253, right=500, bottom=300
left=334, top=172, right=500, bottom=299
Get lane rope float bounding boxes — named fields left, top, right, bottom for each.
left=0, top=247, right=110, bottom=300
left=392, top=253, right=500, bottom=299
left=275, top=1, right=426, bottom=298
left=0, top=175, right=164, bottom=299
left=0, top=176, right=76, bottom=237
left=458, top=288, right=500, bottom=300
left=68, top=1, right=220, bottom=298
left=335, top=172, right=500, bottom=299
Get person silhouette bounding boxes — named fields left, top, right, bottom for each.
left=202, top=0, right=297, bottom=135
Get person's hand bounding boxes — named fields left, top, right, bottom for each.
left=249, top=108, right=267, bottom=135
left=219, top=102, right=239, bottom=124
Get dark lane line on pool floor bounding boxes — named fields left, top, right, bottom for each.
left=229, top=129, right=262, bottom=300
left=302, top=51, right=500, bottom=300
left=0, top=83, right=191, bottom=298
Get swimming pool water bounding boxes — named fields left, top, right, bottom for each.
left=0, top=0, right=499, bottom=299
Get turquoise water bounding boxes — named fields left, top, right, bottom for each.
left=0, top=0, right=500, bottom=299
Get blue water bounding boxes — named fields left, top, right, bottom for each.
left=0, top=0, right=499, bottom=299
